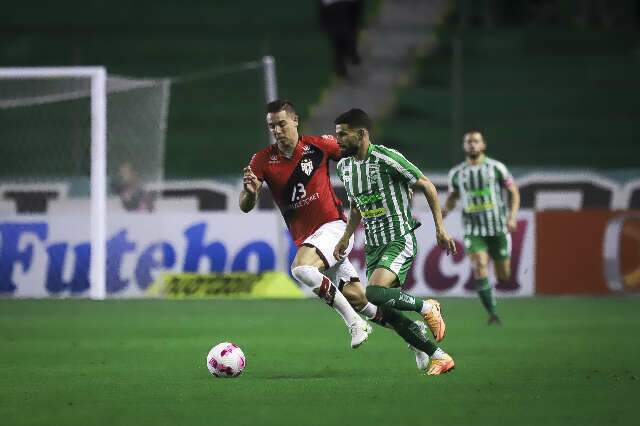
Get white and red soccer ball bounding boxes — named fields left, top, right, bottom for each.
left=206, top=342, right=246, bottom=378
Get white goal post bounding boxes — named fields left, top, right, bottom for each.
left=0, top=59, right=277, bottom=299
left=0, top=67, right=108, bottom=299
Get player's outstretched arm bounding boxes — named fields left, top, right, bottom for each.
left=334, top=205, right=361, bottom=261
left=413, top=176, right=457, bottom=255
left=239, top=166, right=262, bottom=213
left=506, top=183, right=520, bottom=232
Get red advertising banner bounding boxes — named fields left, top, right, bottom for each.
left=536, top=210, right=640, bottom=294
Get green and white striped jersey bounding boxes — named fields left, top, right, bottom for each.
left=336, top=143, right=423, bottom=247
left=448, top=156, right=513, bottom=237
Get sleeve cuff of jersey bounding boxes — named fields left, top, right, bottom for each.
left=408, top=171, right=423, bottom=185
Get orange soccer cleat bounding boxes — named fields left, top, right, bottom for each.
left=423, top=299, right=446, bottom=342
left=426, top=353, right=455, bottom=376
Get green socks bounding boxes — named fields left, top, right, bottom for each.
left=365, top=286, right=438, bottom=356
left=476, top=278, right=496, bottom=315
left=375, top=306, right=438, bottom=356
left=365, top=285, right=424, bottom=313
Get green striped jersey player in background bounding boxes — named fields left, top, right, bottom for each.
left=332, top=108, right=457, bottom=375
left=443, top=131, right=520, bottom=325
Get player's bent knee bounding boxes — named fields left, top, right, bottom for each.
left=473, top=270, right=489, bottom=280
left=342, top=284, right=367, bottom=310
left=470, top=253, right=488, bottom=268
left=291, top=265, right=320, bottom=288
left=474, top=259, right=489, bottom=269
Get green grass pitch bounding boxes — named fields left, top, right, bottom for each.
left=1, top=297, right=638, bottom=426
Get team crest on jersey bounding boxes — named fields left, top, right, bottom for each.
left=300, top=158, right=314, bottom=176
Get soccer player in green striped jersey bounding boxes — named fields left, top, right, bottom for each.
left=332, top=108, right=457, bottom=375
left=443, top=131, right=520, bottom=325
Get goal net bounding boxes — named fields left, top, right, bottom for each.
left=0, top=68, right=169, bottom=298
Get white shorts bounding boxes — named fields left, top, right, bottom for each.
left=302, top=220, right=359, bottom=285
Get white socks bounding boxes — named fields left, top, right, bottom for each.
left=359, top=302, right=378, bottom=320
left=432, top=348, right=447, bottom=359
left=420, top=300, right=434, bottom=316
left=291, top=265, right=361, bottom=326
left=332, top=292, right=361, bottom=326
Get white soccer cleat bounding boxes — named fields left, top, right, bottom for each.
left=349, top=319, right=372, bottom=349
left=408, top=321, right=429, bottom=370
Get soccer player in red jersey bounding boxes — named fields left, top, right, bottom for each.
left=240, top=101, right=448, bottom=372
left=240, top=100, right=370, bottom=348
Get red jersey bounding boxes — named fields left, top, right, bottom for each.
left=249, top=135, right=346, bottom=246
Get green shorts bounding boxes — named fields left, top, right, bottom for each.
left=464, top=234, right=511, bottom=261
left=365, top=233, right=417, bottom=287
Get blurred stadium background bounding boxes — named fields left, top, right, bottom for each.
left=1, top=1, right=639, bottom=425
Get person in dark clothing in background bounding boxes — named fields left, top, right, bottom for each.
left=112, top=162, right=155, bottom=212
left=318, top=0, right=364, bottom=78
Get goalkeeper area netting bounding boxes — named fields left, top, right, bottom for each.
left=0, top=60, right=278, bottom=298
left=0, top=72, right=168, bottom=190
left=0, top=68, right=169, bottom=298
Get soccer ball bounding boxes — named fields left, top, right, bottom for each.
left=206, top=342, right=246, bottom=378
